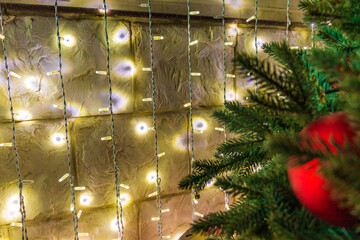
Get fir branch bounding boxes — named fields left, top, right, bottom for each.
left=178, top=146, right=266, bottom=191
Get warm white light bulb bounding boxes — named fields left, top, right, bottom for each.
left=25, top=77, right=39, bottom=91
left=184, top=102, right=191, bottom=108
left=99, top=8, right=109, bottom=14
left=9, top=71, right=22, bottom=79
left=59, top=173, right=70, bottom=182
left=52, top=133, right=65, bottom=145
left=215, top=127, right=225, bottom=132
left=113, top=28, right=130, bottom=44
left=80, top=194, right=91, bottom=206
left=136, top=122, right=148, bottom=135
left=191, top=72, right=201, bottom=76
left=46, top=70, right=60, bottom=76
left=226, top=89, right=236, bottom=101
left=6, top=195, right=20, bottom=220
left=77, top=210, right=82, bottom=219
left=0, top=142, right=13, bottom=147
left=194, top=118, right=207, bottom=131
left=119, top=193, right=131, bottom=205
left=147, top=172, right=157, bottom=183
left=255, top=38, right=264, bottom=48
left=190, top=40, right=198, bottom=46
left=246, top=15, right=255, bottom=22
left=194, top=212, right=204, bottom=217
left=153, top=36, right=164, bottom=40
left=111, top=218, right=124, bottom=231
left=119, top=183, right=130, bottom=189
left=61, top=35, right=76, bottom=47
left=148, top=191, right=158, bottom=198
left=15, top=110, right=31, bottom=121
left=189, top=11, right=200, bottom=15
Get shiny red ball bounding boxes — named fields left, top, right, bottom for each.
left=287, top=112, right=358, bottom=228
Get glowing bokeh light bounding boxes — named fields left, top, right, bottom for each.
left=147, top=171, right=157, bottom=183
left=114, top=60, right=136, bottom=78
left=111, top=92, right=128, bottom=112
left=6, top=195, right=20, bottom=221
left=119, top=193, right=131, bottom=206
left=111, top=217, right=124, bottom=231
left=61, top=35, right=76, bottom=47
left=25, top=77, right=39, bottom=91
left=80, top=194, right=92, bottom=206
left=226, top=89, right=236, bottom=101
left=227, top=0, right=243, bottom=9
left=228, top=24, right=239, bottom=37
left=51, top=133, right=65, bottom=146
left=15, top=110, right=31, bottom=121
left=174, top=133, right=187, bottom=150
left=113, top=28, right=130, bottom=44
left=254, top=38, right=265, bottom=50
left=193, top=118, right=207, bottom=131
left=136, top=122, right=148, bottom=135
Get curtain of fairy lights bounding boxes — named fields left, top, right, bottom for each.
left=0, top=5, right=29, bottom=240
left=101, top=1, right=124, bottom=239
left=53, top=0, right=79, bottom=239
left=146, top=1, right=164, bottom=239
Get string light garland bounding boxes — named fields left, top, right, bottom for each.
left=286, top=0, right=290, bottom=43
left=54, top=1, right=79, bottom=239
left=253, top=0, right=259, bottom=92
left=186, top=0, right=197, bottom=223
left=146, top=0, right=163, bottom=239
left=221, top=0, right=230, bottom=212
left=101, top=1, right=124, bottom=239
left=0, top=5, right=29, bottom=239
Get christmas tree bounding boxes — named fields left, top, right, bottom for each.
left=179, top=0, right=360, bottom=239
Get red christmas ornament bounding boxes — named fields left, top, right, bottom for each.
left=287, top=112, right=359, bottom=228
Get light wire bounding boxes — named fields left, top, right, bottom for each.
left=187, top=0, right=196, bottom=223
left=221, top=0, right=230, bottom=211
left=0, top=4, right=28, bottom=240
left=54, top=1, right=79, bottom=239
left=102, top=1, right=124, bottom=239
left=286, top=0, right=290, bottom=43
left=147, top=1, right=163, bottom=239
left=254, top=0, right=258, bottom=92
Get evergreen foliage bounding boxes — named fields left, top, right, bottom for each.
left=179, top=0, right=360, bottom=239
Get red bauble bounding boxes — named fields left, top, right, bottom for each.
left=287, top=112, right=359, bottom=228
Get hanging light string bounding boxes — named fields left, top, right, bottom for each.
left=254, top=0, right=259, bottom=58
left=147, top=1, right=163, bottom=239
left=222, top=0, right=227, bottom=142
left=0, top=5, right=28, bottom=240
left=286, top=0, right=290, bottom=43
left=254, top=0, right=259, bottom=92
left=221, top=0, right=230, bottom=211
left=101, top=1, right=124, bottom=239
left=187, top=0, right=196, bottom=223
left=54, top=1, right=79, bottom=239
